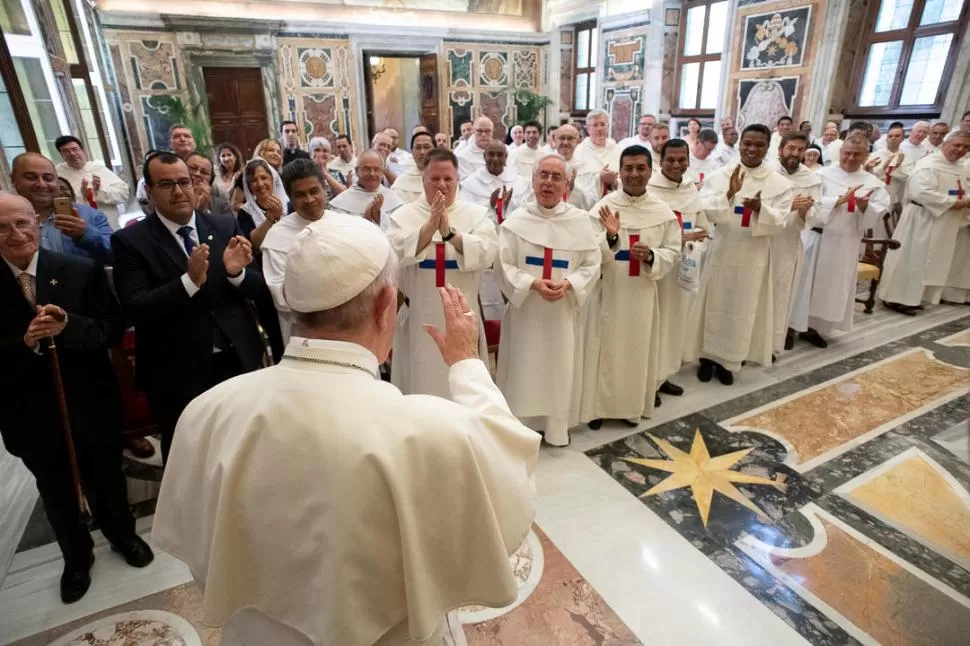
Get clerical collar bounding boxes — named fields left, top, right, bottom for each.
left=661, top=172, right=683, bottom=186
left=283, top=337, right=380, bottom=379
left=623, top=190, right=647, bottom=199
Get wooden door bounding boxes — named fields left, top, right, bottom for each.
left=419, top=53, right=439, bottom=134
left=203, top=67, right=269, bottom=159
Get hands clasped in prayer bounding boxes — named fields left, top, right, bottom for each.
left=489, top=186, right=513, bottom=210
left=187, top=236, right=253, bottom=288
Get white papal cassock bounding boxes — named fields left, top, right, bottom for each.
left=391, top=166, right=424, bottom=204
left=684, top=162, right=793, bottom=371
left=579, top=190, right=681, bottom=422
left=866, top=148, right=914, bottom=209
left=768, top=160, right=821, bottom=351
left=509, top=144, right=544, bottom=178
left=647, top=172, right=709, bottom=384
left=153, top=338, right=539, bottom=646
left=878, top=152, right=970, bottom=306
left=387, top=197, right=497, bottom=398
left=496, top=201, right=601, bottom=446
left=330, top=184, right=404, bottom=231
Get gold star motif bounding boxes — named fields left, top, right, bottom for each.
left=623, top=430, right=787, bottom=528
left=50, top=279, right=58, bottom=286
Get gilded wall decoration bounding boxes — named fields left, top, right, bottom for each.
left=129, top=40, right=181, bottom=91
left=480, top=52, right=510, bottom=87
left=299, top=48, right=335, bottom=88
left=741, top=7, right=812, bottom=70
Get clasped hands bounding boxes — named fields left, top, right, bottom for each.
left=426, top=191, right=451, bottom=237
left=364, top=194, right=384, bottom=226
left=725, top=166, right=761, bottom=212
left=187, top=236, right=253, bottom=287
left=489, top=187, right=513, bottom=211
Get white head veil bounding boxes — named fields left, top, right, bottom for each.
left=242, top=157, right=288, bottom=227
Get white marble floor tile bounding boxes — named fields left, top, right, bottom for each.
left=933, top=421, right=969, bottom=464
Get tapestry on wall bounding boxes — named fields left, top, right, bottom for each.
left=741, top=7, right=812, bottom=70
left=736, top=77, right=798, bottom=129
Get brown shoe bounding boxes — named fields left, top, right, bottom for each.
left=124, top=436, right=155, bottom=459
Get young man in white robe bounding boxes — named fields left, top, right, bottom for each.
left=496, top=155, right=602, bottom=446
left=684, top=124, right=794, bottom=384
left=541, top=125, right=558, bottom=155
left=879, top=132, right=970, bottom=313
left=54, top=135, right=130, bottom=228
left=391, top=131, right=434, bottom=204
left=767, top=133, right=821, bottom=353
left=455, top=116, right=494, bottom=180
left=261, top=160, right=333, bottom=345
left=647, top=139, right=709, bottom=403
left=618, top=114, right=657, bottom=152
left=688, top=128, right=723, bottom=188
left=509, top=120, right=544, bottom=177
left=789, top=136, right=890, bottom=345
left=580, top=145, right=681, bottom=428
left=387, top=148, right=498, bottom=398
left=576, top=109, right=621, bottom=199
left=329, top=149, right=403, bottom=231
left=555, top=124, right=599, bottom=210
left=460, top=140, right=532, bottom=221
left=384, top=128, right=414, bottom=177
left=154, top=215, right=539, bottom=646
left=866, top=124, right=914, bottom=214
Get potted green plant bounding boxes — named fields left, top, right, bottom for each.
left=149, top=95, right=213, bottom=157
left=513, top=89, right=553, bottom=126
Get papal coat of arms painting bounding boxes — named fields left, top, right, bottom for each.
left=742, top=7, right=812, bottom=69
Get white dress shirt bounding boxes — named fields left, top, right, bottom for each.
left=156, top=212, right=245, bottom=297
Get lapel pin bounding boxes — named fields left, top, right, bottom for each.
left=50, top=279, right=58, bottom=286
left=207, top=234, right=213, bottom=241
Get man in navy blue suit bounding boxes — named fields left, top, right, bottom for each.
left=11, top=153, right=114, bottom=261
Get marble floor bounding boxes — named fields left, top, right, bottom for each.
left=1, top=304, right=968, bottom=646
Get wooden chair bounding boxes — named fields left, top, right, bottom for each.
left=111, top=328, right=159, bottom=439
left=856, top=234, right=901, bottom=314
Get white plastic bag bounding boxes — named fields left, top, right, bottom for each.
left=677, top=240, right=704, bottom=292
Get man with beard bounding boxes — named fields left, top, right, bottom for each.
left=684, top=125, right=793, bottom=384
left=767, top=134, right=821, bottom=353
left=460, top=140, right=531, bottom=222
left=554, top=124, right=599, bottom=210
left=790, top=136, right=889, bottom=344
left=456, top=116, right=494, bottom=180
left=879, top=132, right=970, bottom=311
left=866, top=124, right=913, bottom=213
left=391, top=131, right=435, bottom=204
left=509, top=120, right=544, bottom=177
left=618, top=114, right=657, bottom=152
left=647, top=139, right=709, bottom=403
left=496, top=156, right=601, bottom=447
left=580, top=146, right=681, bottom=428
left=387, top=149, right=497, bottom=398
left=330, top=150, right=404, bottom=231
left=384, top=128, right=413, bottom=177
left=649, top=123, right=670, bottom=172
left=454, top=120, right=473, bottom=152
left=576, top=109, right=621, bottom=198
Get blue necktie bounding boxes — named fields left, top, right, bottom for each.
left=177, top=225, right=196, bottom=255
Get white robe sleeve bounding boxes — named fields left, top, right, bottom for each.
left=698, top=182, right=732, bottom=224
left=645, top=220, right=682, bottom=280
left=387, top=216, right=428, bottom=267
left=456, top=217, right=498, bottom=272
left=262, top=247, right=290, bottom=313
left=907, top=168, right=959, bottom=217
left=564, top=248, right=602, bottom=309
left=750, top=188, right=793, bottom=237
left=95, top=167, right=131, bottom=206
left=861, top=184, right=892, bottom=231
left=497, top=229, right=535, bottom=308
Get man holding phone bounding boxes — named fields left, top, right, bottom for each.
left=10, top=153, right=113, bottom=262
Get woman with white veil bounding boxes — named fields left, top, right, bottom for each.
left=237, top=158, right=289, bottom=250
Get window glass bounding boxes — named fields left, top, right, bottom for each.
left=589, top=27, right=599, bottom=68
left=575, top=73, right=589, bottom=111
left=0, top=0, right=31, bottom=35
left=683, top=6, right=707, bottom=56
left=875, top=0, right=915, bottom=31
left=13, top=57, right=62, bottom=158
left=679, top=62, right=700, bottom=110
left=699, top=60, right=721, bottom=109
left=50, top=0, right=79, bottom=64
left=900, top=33, right=953, bottom=104
left=706, top=2, right=729, bottom=54
left=858, top=41, right=903, bottom=106
left=576, top=29, right=590, bottom=68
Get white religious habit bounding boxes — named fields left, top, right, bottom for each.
left=688, top=152, right=723, bottom=186
left=717, top=144, right=740, bottom=167
left=387, top=148, right=414, bottom=177
left=790, top=165, right=889, bottom=334
left=496, top=200, right=602, bottom=446
left=647, top=172, right=709, bottom=386
left=56, top=160, right=130, bottom=228
left=823, top=139, right=842, bottom=167
left=878, top=153, right=970, bottom=306
left=330, top=183, right=404, bottom=231
left=329, top=155, right=357, bottom=178
left=391, top=166, right=425, bottom=204
left=579, top=190, right=681, bottom=423
left=508, top=144, right=543, bottom=178
left=866, top=148, right=914, bottom=208
left=261, top=211, right=328, bottom=344
left=767, top=159, right=822, bottom=351
left=576, top=138, right=621, bottom=199
left=563, top=156, right=600, bottom=210
left=900, top=138, right=932, bottom=162
left=617, top=134, right=652, bottom=151
left=684, top=162, right=793, bottom=371
left=387, top=197, right=497, bottom=398
left=455, top=141, right=486, bottom=180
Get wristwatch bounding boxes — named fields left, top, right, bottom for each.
left=442, top=227, right=457, bottom=242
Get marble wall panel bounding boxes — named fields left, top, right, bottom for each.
left=278, top=37, right=357, bottom=143
left=605, top=87, right=640, bottom=141
left=601, top=24, right=649, bottom=139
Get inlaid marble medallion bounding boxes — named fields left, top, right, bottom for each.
left=46, top=610, right=201, bottom=646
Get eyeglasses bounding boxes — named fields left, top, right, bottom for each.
left=537, top=171, right=565, bottom=183
left=474, top=128, right=493, bottom=134
left=153, top=178, right=193, bottom=192
left=0, top=219, right=37, bottom=238
left=187, top=165, right=212, bottom=179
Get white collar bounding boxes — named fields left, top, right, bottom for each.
left=4, top=251, right=39, bottom=279
left=283, top=337, right=381, bottom=379
left=157, top=211, right=198, bottom=236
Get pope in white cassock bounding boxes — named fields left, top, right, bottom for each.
left=261, top=159, right=333, bottom=345
left=391, top=131, right=435, bottom=204
left=878, top=133, right=970, bottom=312
left=576, top=110, right=622, bottom=200
left=508, top=121, right=545, bottom=177
left=455, top=116, right=494, bottom=180
left=152, top=214, right=539, bottom=646
left=580, top=145, right=681, bottom=427
left=555, top=124, right=599, bottom=210
left=388, top=148, right=498, bottom=399
left=790, top=136, right=890, bottom=345
left=866, top=124, right=914, bottom=211
left=497, top=155, right=602, bottom=446
left=329, top=149, right=404, bottom=231
left=684, top=125, right=793, bottom=384
left=647, top=139, right=709, bottom=401
left=767, top=133, right=821, bottom=353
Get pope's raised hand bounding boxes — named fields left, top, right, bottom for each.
left=423, top=284, right=480, bottom=366
left=599, top=205, right=621, bottom=236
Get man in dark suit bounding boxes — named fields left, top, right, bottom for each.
left=0, top=191, right=153, bottom=604
left=111, top=153, right=266, bottom=464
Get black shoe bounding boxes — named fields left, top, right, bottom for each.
left=883, top=301, right=918, bottom=316
left=61, top=552, right=94, bottom=604
left=772, top=354, right=777, bottom=364
left=698, top=359, right=714, bottom=382
left=588, top=419, right=603, bottom=430
left=715, top=363, right=734, bottom=386
left=800, top=329, right=828, bottom=348
left=622, top=418, right=640, bottom=427
left=654, top=393, right=662, bottom=407
left=784, top=328, right=795, bottom=351
left=111, top=535, right=154, bottom=568
left=658, top=380, right=684, bottom=396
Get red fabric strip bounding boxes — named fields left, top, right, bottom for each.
left=958, top=179, right=965, bottom=200
left=435, top=242, right=446, bottom=288
left=496, top=196, right=504, bottom=224
left=847, top=193, right=856, bottom=213
left=741, top=208, right=751, bottom=228
left=628, top=234, right=641, bottom=277
left=542, top=247, right=553, bottom=280
left=602, top=181, right=610, bottom=197
left=885, top=165, right=894, bottom=186
left=86, top=188, right=97, bottom=209
left=674, top=210, right=683, bottom=228
left=562, top=189, right=569, bottom=202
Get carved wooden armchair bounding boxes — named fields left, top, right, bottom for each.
left=856, top=215, right=902, bottom=314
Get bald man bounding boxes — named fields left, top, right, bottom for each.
left=554, top=124, right=599, bottom=210
left=330, top=149, right=404, bottom=231
left=455, top=116, right=495, bottom=180
left=901, top=121, right=932, bottom=160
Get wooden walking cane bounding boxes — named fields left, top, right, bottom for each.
left=46, top=310, right=92, bottom=524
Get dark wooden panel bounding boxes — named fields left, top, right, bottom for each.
left=420, top=53, right=439, bottom=133
left=203, top=67, right=269, bottom=159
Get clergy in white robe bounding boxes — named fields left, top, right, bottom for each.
left=790, top=136, right=890, bottom=342
left=555, top=124, right=599, bottom=210
left=496, top=155, right=602, bottom=446
left=575, top=109, right=621, bottom=199
left=460, top=141, right=532, bottom=221
left=687, top=129, right=723, bottom=187
left=768, top=133, right=822, bottom=353
left=388, top=149, right=498, bottom=398
left=330, top=150, right=403, bottom=231
left=647, top=139, right=709, bottom=399
left=261, top=160, right=333, bottom=344
left=153, top=214, right=539, bottom=646
left=384, top=128, right=414, bottom=178
left=55, top=136, right=130, bottom=228
left=618, top=114, right=656, bottom=152
left=456, top=116, right=493, bottom=179
left=684, top=125, right=793, bottom=382
left=509, top=121, right=545, bottom=177
left=866, top=125, right=914, bottom=210
left=649, top=125, right=671, bottom=172
left=900, top=122, right=933, bottom=162
left=391, top=131, right=435, bottom=204
left=580, top=147, right=681, bottom=426
left=878, top=134, right=970, bottom=311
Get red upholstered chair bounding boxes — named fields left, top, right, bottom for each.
left=111, top=328, right=159, bottom=438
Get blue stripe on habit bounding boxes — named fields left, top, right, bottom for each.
left=525, top=256, right=569, bottom=269
left=615, top=250, right=632, bottom=261
left=733, top=205, right=745, bottom=214
left=949, top=190, right=962, bottom=196
left=418, top=259, right=459, bottom=269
